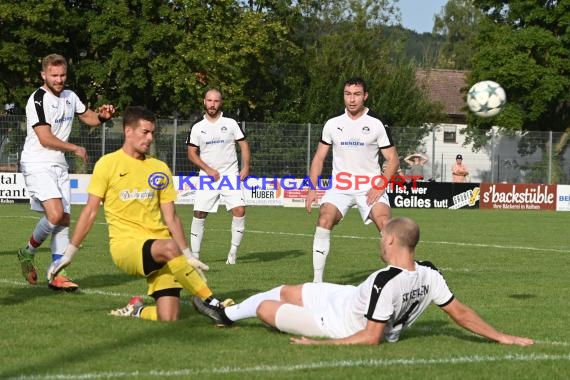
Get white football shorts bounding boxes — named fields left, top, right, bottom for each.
left=274, top=282, right=352, bottom=339
left=193, top=175, right=245, bottom=213
left=320, top=188, right=390, bottom=224
left=21, top=162, right=71, bottom=213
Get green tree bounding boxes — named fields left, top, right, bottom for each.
left=0, top=0, right=91, bottom=108
left=466, top=0, right=570, bottom=183
left=298, top=0, right=446, bottom=156
left=433, top=0, right=483, bottom=69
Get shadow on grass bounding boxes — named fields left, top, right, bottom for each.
left=208, top=249, right=305, bottom=264
left=76, top=273, right=139, bottom=289
left=0, top=284, right=66, bottom=306
left=403, top=320, right=490, bottom=344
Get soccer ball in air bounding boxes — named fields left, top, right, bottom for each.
left=467, top=80, right=506, bottom=118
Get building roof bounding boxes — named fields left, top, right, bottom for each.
left=416, top=69, right=468, bottom=123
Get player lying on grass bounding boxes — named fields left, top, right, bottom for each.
left=47, top=106, right=232, bottom=324
left=193, top=217, right=534, bottom=346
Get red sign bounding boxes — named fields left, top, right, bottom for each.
left=479, top=183, right=556, bottom=210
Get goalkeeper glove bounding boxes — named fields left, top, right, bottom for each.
left=47, top=244, right=79, bottom=281
left=183, top=248, right=209, bottom=282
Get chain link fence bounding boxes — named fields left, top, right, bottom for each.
left=1, top=114, right=568, bottom=184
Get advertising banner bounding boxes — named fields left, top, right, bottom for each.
left=386, top=182, right=480, bottom=209
left=479, top=183, right=556, bottom=211
left=556, top=185, right=570, bottom=211
left=0, top=172, right=28, bottom=204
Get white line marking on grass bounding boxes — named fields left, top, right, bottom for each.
left=213, top=228, right=570, bottom=254
left=9, top=353, right=570, bottom=379
left=4, top=216, right=567, bottom=253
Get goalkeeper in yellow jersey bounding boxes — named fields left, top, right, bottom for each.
left=48, top=106, right=232, bottom=324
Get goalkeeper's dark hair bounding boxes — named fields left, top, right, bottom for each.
left=122, top=106, right=156, bottom=130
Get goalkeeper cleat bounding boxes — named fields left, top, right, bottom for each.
left=226, top=251, right=237, bottom=265
left=48, top=274, right=79, bottom=292
left=110, top=296, right=144, bottom=318
left=192, top=296, right=234, bottom=327
left=18, top=249, right=38, bottom=285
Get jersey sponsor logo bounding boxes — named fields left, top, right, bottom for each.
left=205, top=139, right=225, bottom=145
left=340, top=138, right=364, bottom=147
left=53, top=115, right=73, bottom=124
left=119, top=189, right=154, bottom=201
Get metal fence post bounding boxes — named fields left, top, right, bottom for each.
left=548, top=130, right=552, bottom=184
left=101, top=121, right=106, bottom=156
left=307, top=123, right=311, bottom=175
left=431, top=124, right=436, bottom=180
left=172, top=117, right=178, bottom=174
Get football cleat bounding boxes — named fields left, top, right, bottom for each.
left=226, top=251, right=237, bottom=265
left=192, top=296, right=234, bottom=326
left=18, top=249, right=38, bottom=285
left=110, top=296, right=144, bottom=318
left=48, top=274, right=79, bottom=292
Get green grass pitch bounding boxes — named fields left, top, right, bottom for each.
left=1, top=204, right=569, bottom=379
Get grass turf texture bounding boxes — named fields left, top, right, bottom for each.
left=1, top=204, right=569, bottom=379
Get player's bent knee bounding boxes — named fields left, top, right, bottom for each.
left=256, top=300, right=280, bottom=326
left=194, top=211, right=208, bottom=219
left=232, top=206, right=245, bottom=217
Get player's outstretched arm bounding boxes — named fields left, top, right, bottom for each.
left=47, top=194, right=102, bottom=280
left=441, top=298, right=533, bottom=346
left=78, top=104, right=116, bottom=127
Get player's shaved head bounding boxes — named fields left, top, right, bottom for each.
left=384, top=217, right=420, bottom=249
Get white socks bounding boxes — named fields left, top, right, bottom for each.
left=312, top=226, right=331, bottom=282
left=224, top=285, right=283, bottom=321
left=190, top=217, right=205, bottom=258
left=51, top=225, right=69, bottom=263
left=26, top=216, right=57, bottom=252
left=191, top=215, right=245, bottom=262
left=230, top=215, right=246, bottom=253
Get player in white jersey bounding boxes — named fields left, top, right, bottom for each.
left=17, top=54, right=115, bottom=291
left=305, top=77, right=400, bottom=282
left=206, top=217, right=533, bottom=346
left=186, top=89, right=250, bottom=264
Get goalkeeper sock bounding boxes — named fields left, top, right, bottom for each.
left=312, top=226, right=331, bottom=283
left=166, top=255, right=212, bottom=300
left=190, top=217, right=205, bottom=258
left=140, top=306, right=157, bottom=321
left=224, top=285, right=283, bottom=322
left=26, top=216, right=56, bottom=252
left=229, top=215, right=245, bottom=253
